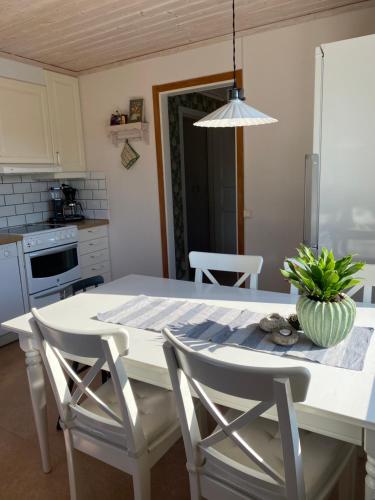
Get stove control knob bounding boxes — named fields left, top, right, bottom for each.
left=37, top=239, right=42, bottom=245
left=30, top=240, right=36, bottom=246
left=4, top=250, right=9, bottom=257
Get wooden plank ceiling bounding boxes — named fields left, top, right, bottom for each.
left=0, top=0, right=370, bottom=73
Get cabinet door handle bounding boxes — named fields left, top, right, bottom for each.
left=56, top=151, right=61, bottom=165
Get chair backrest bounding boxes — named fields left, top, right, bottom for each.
left=61, top=275, right=104, bottom=299
left=189, top=251, right=263, bottom=289
left=347, top=263, right=375, bottom=304
left=32, top=308, right=147, bottom=455
left=162, top=328, right=310, bottom=500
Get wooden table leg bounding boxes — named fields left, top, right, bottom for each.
left=25, top=349, right=51, bottom=473
left=365, top=428, right=375, bottom=499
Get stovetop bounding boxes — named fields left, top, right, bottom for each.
left=1, top=223, right=66, bottom=234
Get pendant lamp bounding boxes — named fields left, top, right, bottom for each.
left=194, top=0, right=277, bottom=128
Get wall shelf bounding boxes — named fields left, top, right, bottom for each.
left=106, top=122, right=149, bottom=146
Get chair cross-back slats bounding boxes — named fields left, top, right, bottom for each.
left=52, top=349, right=123, bottom=425
left=189, top=251, right=263, bottom=289
left=347, top=263, right=375, bottom=304
left=188, top=376, right=284, bottom=485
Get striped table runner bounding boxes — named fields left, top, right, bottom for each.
left=97, top=295, right=373, bottom=371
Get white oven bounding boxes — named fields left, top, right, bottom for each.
left=25, top=242, right=81, bottom=295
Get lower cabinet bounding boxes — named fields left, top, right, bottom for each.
left=78, top=225, right=111, bottom=283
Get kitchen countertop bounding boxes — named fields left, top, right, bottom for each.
left=0, top=219, right=109, bottom=245
left=60, top=219, right=109, bottom=230
left=0, top=234, right=23, bottom=245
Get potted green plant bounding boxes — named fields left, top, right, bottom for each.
left=281, top=245, right=364, bottom=347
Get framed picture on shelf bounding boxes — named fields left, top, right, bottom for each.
left=128, top=98, right=144, bottom=123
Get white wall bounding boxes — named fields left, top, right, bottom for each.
left=79, top=6, right=375, bottom=290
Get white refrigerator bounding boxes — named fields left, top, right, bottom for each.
left=304, top=34, right=375, bottom=262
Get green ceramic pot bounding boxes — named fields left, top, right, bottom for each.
left=296, top=294, right=356, bottom=347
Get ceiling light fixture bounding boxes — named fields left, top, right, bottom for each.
left=194, top=0, right=278, bottom=128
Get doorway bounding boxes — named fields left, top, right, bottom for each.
left=172, top=96, right=237, bottom=280
left=152, top=71, right=244, bottom=279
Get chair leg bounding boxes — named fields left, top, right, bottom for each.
left=338, top=449, right=357, bottom=500
left=63, top=429, right=78, bottom=500
left=188, top=471, right=201, bottom=500
left=132, top=456, right=151, bottom=500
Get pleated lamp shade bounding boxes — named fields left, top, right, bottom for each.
left=194, top=95, right=278, bottom=128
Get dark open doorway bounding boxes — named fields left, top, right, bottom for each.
left=168, top=87, right=237, bottom=281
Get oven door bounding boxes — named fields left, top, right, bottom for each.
left=25, top=243, right=81, bottom=295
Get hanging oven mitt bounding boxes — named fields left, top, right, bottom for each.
left=121, top=140, right=140, bottom=170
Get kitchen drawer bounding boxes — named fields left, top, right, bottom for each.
left=80, top=248, right=110, bottom=267
left=79, top=225, right=108, bottom=242
left=79, top=237, right=108, bottom=255
left=82, top=260, right=111, bottom=279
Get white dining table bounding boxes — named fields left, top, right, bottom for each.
left=3, top=274, right=375, bottom=498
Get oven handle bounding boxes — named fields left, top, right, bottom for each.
left=28, top=242, right=78, bottom=259
left=33, top=288, right=64, bottom=299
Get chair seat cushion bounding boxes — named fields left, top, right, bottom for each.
left=75, top=379, right=178, bottom=447
left=201, top=409, right=354, bottom=499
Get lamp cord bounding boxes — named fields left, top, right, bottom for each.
left=232, top=0, right=236, bottom=89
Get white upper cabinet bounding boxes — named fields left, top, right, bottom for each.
left=0, top=76, right=54, bottom=164
left=45, top=71, right=86, bottom=171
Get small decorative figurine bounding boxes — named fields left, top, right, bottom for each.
left=259, top=313, right=290, bottom=333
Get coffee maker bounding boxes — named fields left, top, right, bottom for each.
left=50, top=184, right=85, bottom=222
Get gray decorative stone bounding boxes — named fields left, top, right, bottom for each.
left=259, top=313, right=290, bottom=332
left=271, top=330, right=299, bottom=346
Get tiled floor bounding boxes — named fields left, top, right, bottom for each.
left=0, top=341, right=365, bottom=499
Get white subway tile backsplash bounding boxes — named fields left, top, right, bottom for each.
left=0, top=205, right=16, bottom=217
left=16, top=203, right=34, bottom=215
left=84, top=209, right=95, bottom=219
left=86, top=199, right=101, bottom=210
left=0, top=184, right=13, bottom=195
left=26, top=212, right=43, bottom=224
left=40, top=191, right=50, bottom=201
left=92, top=190, right=107, bottom=200
left=7, top=215, right=25, bottom=226
left=5, top=194, right=23, bottom=205
left=84, top=180, right=98, bottom=190
left=47, top=181, right=60, bottom=189
left=24, top=192, right=41, bottom=203
left=33, top=201, right=49, bottom=212
left=78, top=190, right=93, bottom=199
left=2, top=175, right=21, bottom=184
left=94, top=209, right=109, bottom=219
left=70, top=180, right=85, bottom=189
left=0, top=171, right=109, bottom=226
left=13, top=183, right=31, bottom=194
left=31, top=182, right=48, bottom=192
left=89, top=171, right=106, bottom=179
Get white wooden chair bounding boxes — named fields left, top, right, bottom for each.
left=32, top=308, right=181, bottom=500
left=189, top=251, right=263, bottom=289
left=347, top=263, right=375, bottom=304
left=162, top=328, right=356, bottom=500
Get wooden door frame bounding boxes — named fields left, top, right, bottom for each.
left=152, top=70, right=244, bottom=278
